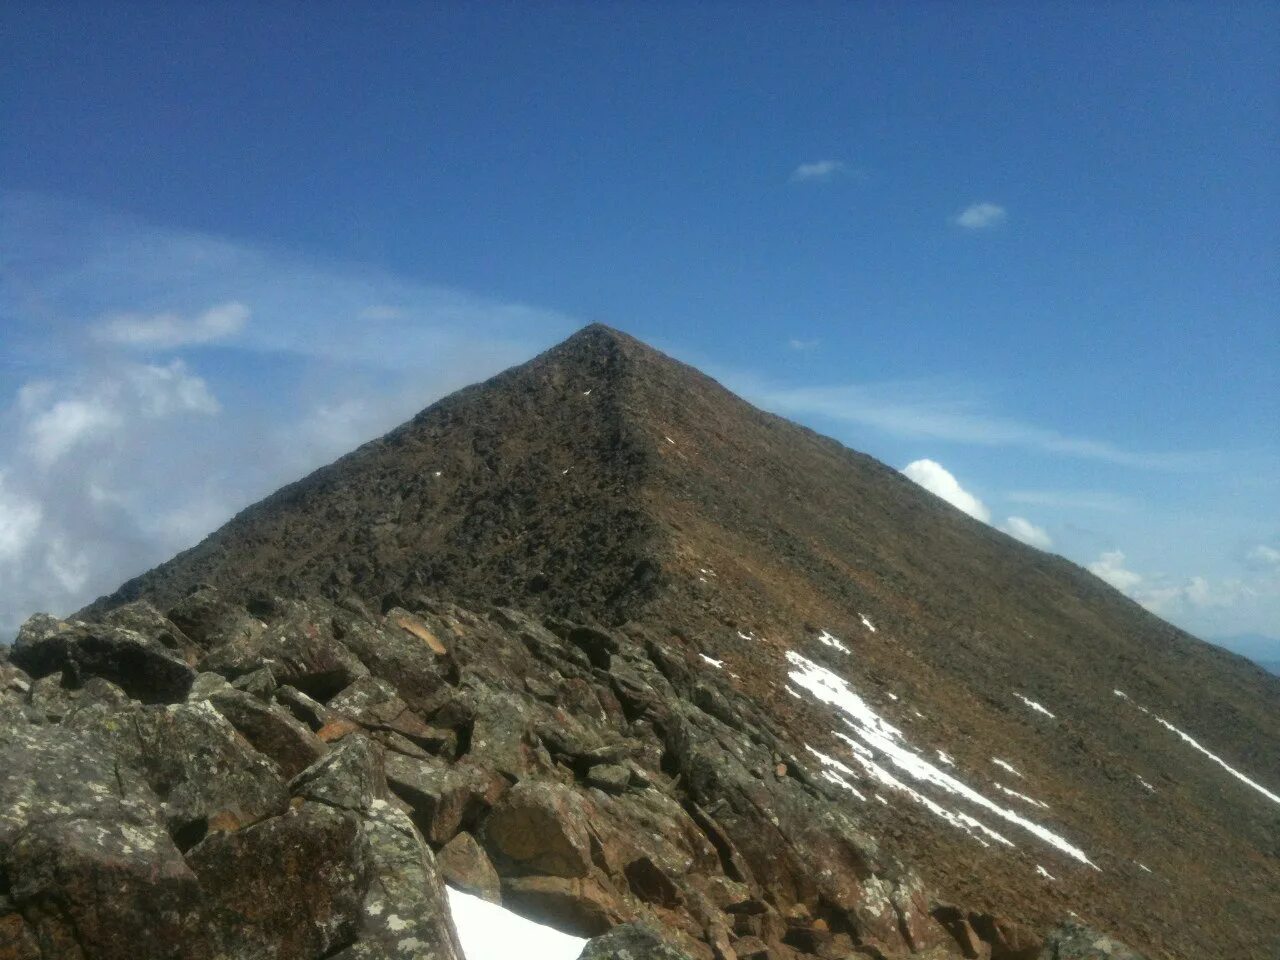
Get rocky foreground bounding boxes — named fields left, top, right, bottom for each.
left=1, top=588, right=1142, bottom=959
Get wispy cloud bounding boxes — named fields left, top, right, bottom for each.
left=954, top=202, right=1007, bottom=229
left=756, top=381, right=1207, bottom=471
left=787, top=338, right=820, bottom=351
left=1089, top=550, right=1143, bottom=591
left=1006, top=489, right=1134, bottom=512
left=94, top=301, right=249, bottom=349
left=790, top=160, right=849, bottom=182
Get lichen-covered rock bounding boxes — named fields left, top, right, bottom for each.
left=99, top=600, right=202, bottom=666
left=291, top=734, right=389, bottom=813
left=385, top=752, right=506, bottom=845
left=1039, top=922, right=1147, bottom=960
left=576, top=922, right=696, bottom=960
left=0, top=723, right=207, bottom=959
left=166, top=584, right=265, bottom=651
left=328, top=798, right=466, bottom=960
left=74, top=699, right=289, bottom=839
left=10, top=614, right=195, bottom=704
left=438, top=831, right=502, bottom=903
left=200, top=684, right=327, bottom=778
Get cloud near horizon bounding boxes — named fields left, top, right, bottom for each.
left=902, top=459, right=992, bottom=522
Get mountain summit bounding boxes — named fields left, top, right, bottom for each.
left=5, top=325, right=1277, bottom=959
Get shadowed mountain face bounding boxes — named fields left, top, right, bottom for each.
left=81, top=325, right=1280, bottom=958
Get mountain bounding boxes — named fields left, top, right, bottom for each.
left=4, top=324, right=1278, bottom=960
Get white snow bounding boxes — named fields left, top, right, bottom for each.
left=807, top=746, right=868, bottom=800
left=1036, top=865, right=1056, bottom=881
left=994, top=782, right=1051, bottom=810
left=936, top=750, right=955, bottom=766
left=433, top=470, right=443, bottom=478
left=1136, top=775, right=1155, bottom=793
left=664, top=436, right=676, bottom=444
left=1137, top=862, right=1153, bottom=874
left=991, top=758, right=1024, bottom=779
left=448, top=887, right=587, bottom=960
left=737, top=630, right=756, bottom=642
left=1113, top=689, right=1129, bottom=700
left=1014, top=693, right=1056, bottom=718
left=699, top=654, right=724, bottom=669
left=1117, top=693, right=1280, bottom=807
left=787, top=651, right=1097, bottom=867
left=817, top=630, right=850, bottom=654
left=561, top=468, right=570, bottom=475
left=859, top=614, right=877, bottom=633
left=885, top=692, right=899, bottom=701
left=1151, top=715, right=1280, bottom=807
left=582, top=389, right=591, bottom=395
left=784, top=685, right=802, bottom=699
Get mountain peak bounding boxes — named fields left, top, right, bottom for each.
left=70, top=329, right=1280, bottom=960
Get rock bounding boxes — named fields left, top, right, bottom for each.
left=577, top=922, right=696, bottom=959
left=187, top=802, right=366, bottom=960
left=290, top=734, right=388, bottom=813
left=9, top=816, right=207, bottom=959
left=275, top=683, right=334, bottom=729
left=232, top=664, right=278, bottom=700
left=0, top=907, right=40, bottom=960
left=200, top=684, right=327, bottom=778
left=0, top=723, right=207, bottom=959
left=482, top=780, right=594, bottom=878
left=99, top=600, right=202, bottom=665
left=328, top=798, right=466, bottom=960
left=11, top=614, right=195, bottom=704
left=327, top=607, right=456, bottom=713
left=385, top=752, right=505, bottom=845
left=78, top=699, right=289, bottom=841
left=166, top=584, right=264, bottom=651
left=1039, top=922, right=1147, bottom=960
left=587, top=762, right=633, bottom=794
left=200, top=603, right=369, bottom=700
left=969, top=914, right=1043, bottom=960
left=501, top=875, right=622, bottom=938
left=438, top=831, right=502, bottom=903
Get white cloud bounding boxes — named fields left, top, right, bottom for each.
left=954, top=202, right=1007, bottom=229
left=19, top=360, right=219, bottom=466
left=902, top=459, right=991, bottom=522
left=1001, top=516, right=1052, bottom=549
left=1007, top=489, right=1132, bottom=512
left=95, top=301, right=249, bottom=349
left=0, top=473, right=42, bottom=564
left=788, top=338, right=820, bottom=351
left=1246, top=544, right=1280, bottom=568
left=25, top=399, right=121, bottom=466
left=791, top=160, right=847, bottom=182
left=126, top=360, right=221, bottom=417
left=1088, top=550, right=1143, bottom=592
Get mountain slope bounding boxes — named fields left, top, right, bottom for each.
left=82, top=324, right=1280, bottom=958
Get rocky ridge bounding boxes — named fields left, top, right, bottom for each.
left=3, top=590, right=1144, bottom=959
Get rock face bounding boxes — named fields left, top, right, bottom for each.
left=5, top=326, right=1276, bottom=958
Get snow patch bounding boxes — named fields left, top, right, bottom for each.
left=994, top=782, right=1050, bottom=810
left=448, top=886, right=587, bottom=960
left=1036, top=865, right=1056, bottom=881
left=991, top=758, right=1024, bottom=779
left=1151, top=715, right=1280, bottom=807
left=859, top=614, right=877, bottom=633
left=786, top=651, right=1097, bottom=867
left=936, top=750, right=954, bottom=766
left=699, top=654, right=724, bottom=669
left=817, top=630, right=850, bottom=654
left=1014, top=693, right=1056, bottom=718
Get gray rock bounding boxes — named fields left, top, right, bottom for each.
left=203, top=684, right=327, bottom=778
left=577, top=922, right=695, bottom=960
left=291, top=734, right=389, bottom=814
left=1040, top=921, right=1148, bottom=959
left=11, top=614, right=195, bottom=704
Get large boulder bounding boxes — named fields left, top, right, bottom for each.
left=195, top=683, right=327, bottom=778
left=481, top=780, right=595, bottom=879
left=10, top=614, right=195, bottom=704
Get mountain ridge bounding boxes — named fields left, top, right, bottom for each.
left=58, top=323, right=1280, bottom=958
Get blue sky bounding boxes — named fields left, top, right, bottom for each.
left=1, top=3, right=1277, bottom=658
